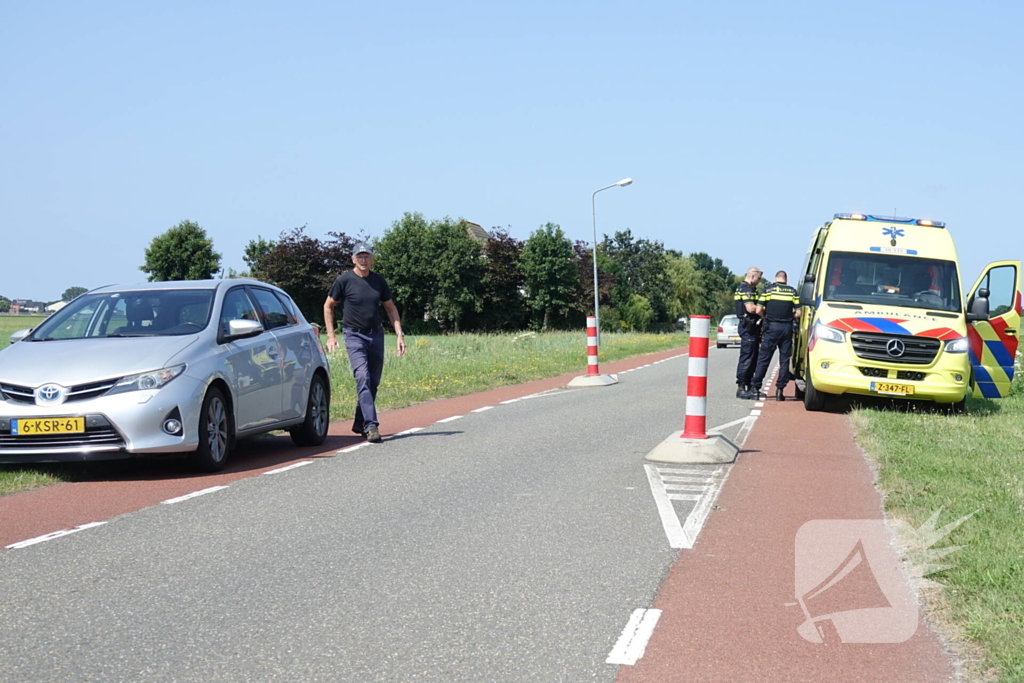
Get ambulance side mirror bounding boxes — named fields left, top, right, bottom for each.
left=798, top=275, right=816, bottom=307
left=967, top=287, right=990, bottom=322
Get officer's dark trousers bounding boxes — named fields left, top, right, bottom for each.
left=752, top=320, right=793, bottom=390
left=735, top=322, right=760, bottom=387
left=344, top=328, right=385, bottom=430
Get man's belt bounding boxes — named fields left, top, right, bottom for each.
left=766, top=318, right=793, bottom=324
left=344, top=326, right=382, bottom=335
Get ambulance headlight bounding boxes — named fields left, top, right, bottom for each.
left=814, top=322, right=846, bottom=344
left=944, top=338, right=969, bottom=353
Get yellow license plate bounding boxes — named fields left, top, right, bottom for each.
left=12, top=417, right=85, bottom=435
left=871, top=382, right=915, bottom=396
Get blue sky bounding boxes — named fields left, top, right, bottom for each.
left=2, top=0, right=1021, bottom=302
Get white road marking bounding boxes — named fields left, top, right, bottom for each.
left=754, top=401, right=764, bottom=407
left=436, top=415, right=464, bottom=423
left=394, top=427, right=424, bottom=436
left=606, top=608, right=662, bottom=666
left=470, top=406, right=494, bottom=413
left=263, top=461, right=313, bottom=475
left=499, top=398, right=521, bottom=404
left=750, top=409, right=762, bottom=416
left=160, top=486, right=229, bottom=505
left=338, top=442, right=371, bottom=453
left=644, top=465, right=688, bottom=548
left=5, top=522, right=107, bottom=550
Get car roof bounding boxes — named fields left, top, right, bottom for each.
left=90, top=279, right=283, bottom=294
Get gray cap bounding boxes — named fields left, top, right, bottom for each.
left=352, top=242, right=374, bottom=256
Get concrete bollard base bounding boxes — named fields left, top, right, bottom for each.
left=567, top=374, right=618, bottom=387
left=644, top=431, right=739, bottom=464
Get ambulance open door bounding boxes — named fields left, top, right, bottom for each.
left=966, top=261, right=1022, bottom=398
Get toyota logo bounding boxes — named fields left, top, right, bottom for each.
left=886, top=339, right=906, bottom=357
left=35, top=383, right=65, bottom=404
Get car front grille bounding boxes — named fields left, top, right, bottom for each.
left=0, top=378, right=120, bottom=405
left=0, top=425, right=125, bottom=450
left=850, top=333, right=940, bottom=365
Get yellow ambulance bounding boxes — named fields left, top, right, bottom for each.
left=792, top=213, right=1020, bottom=411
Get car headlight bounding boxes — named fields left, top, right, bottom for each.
left=814, top=322, right=846, bottom=343
left=107, top=365, right=186, bottom=396
left=944, top=337, right=969, bottom=353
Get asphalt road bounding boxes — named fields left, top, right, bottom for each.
left=0, top=347, right=759, bottom=682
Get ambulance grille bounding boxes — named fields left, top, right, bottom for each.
left=850, top=333, right=940, bottom=365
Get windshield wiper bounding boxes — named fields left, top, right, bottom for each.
left=105, top=333, right=151, bottom=338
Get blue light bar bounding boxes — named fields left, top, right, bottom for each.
left=833, top=213, right=945, bottom=228
left=834, top=213, right=866, bottom=220
left=915, top=218, right=946, bottom=228
left=866, top=215, right=915, bottom=223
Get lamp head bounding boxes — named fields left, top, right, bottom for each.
left=616, top=178, right=633, bottom=187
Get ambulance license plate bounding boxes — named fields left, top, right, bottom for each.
left=870, top=382, right=914, bottom=396
left=12, top=417, right=86, bottom=435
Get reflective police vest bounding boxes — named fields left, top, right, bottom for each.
left=761, top=282, right=798, bottom=322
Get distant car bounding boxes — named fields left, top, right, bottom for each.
left=675, top=317, right=688, bottom=332
left=0, top=279, right=331, bottom=471
left=716, top=314, right=741, bottom=348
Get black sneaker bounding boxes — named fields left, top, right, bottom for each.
left=365, top=426, right=382, bottom=443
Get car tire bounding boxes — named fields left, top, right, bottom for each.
left=190, top=387, right=232, bottom=472
left=794, top=382, right=806, bottom=401
left=716, top=342, right=725, bottom=349
left=803, top=373, right=827, bottom=412
left=290, top=374, right=330, bottom=447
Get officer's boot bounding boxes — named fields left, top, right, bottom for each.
left=751, top=386, right=767, bottom=400
left=776, top=386, right=786, bottom=402
left=736, top=384, right=752, bottom=399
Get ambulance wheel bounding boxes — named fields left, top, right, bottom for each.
left=803, top=374, right=827, bottom=412
left=794, top=382, right=806, bottom=401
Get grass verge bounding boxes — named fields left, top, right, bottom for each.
left=0, top=314, right=47, bottom=344
left=1, top=330, right=687, bottom=496
left=851, top=367, right=1024, bottom=682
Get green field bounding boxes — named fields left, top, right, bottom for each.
left=0, top=314, right=47, bottom=344
left=852, top=363, right=1024, bottom=682
left=0, top=330, right=687, bottom=496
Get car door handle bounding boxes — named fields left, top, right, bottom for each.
left=1004, top=329, right=1017, bottom=335
left=267, top=346, right=279, bottom=357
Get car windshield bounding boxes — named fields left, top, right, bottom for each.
left=29, top=290, right=215, bottom=340
left=822, top=252, right=962, bottom=313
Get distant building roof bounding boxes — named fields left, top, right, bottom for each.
left=47, top=301, right=68, bottom=312
left=464, top=222, right=491, bottom=245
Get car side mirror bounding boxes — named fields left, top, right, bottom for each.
left=967, top=288, right=990, bottom=322
left=224, top=319, right=264, bottom=340
left=9, top=328, right=32, bottom=344
left=799, top=277, right=816, bottom=307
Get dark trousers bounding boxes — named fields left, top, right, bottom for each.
left=344, top=328, right=385, bottom=430
left=752, top=321, right=793, bottom=390
left=735, top=321, right=761, bottom=387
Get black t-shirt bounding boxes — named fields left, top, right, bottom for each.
left=761, top=282, right=798, bottom=322
left=328, top=270, right=392, bottom=331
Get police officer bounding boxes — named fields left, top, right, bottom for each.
left=750, top=270, right=801, bottom=401
left=734, top=267, right=764, bottom=399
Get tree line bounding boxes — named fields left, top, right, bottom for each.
left=139, top=216, right=739, bottom=333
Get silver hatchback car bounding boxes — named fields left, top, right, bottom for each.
left=0, top=280, right=331, bottom=471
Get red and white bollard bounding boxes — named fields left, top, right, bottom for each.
left=567, top=315, right=618, bottom=387
left=682, top=315, right=710, bottom=439
left=586, top=315, right=600, bottom=376
left=645, top=314, right=736, bottom=463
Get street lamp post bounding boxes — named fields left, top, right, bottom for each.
left=591, top=178, right=633, bottom=338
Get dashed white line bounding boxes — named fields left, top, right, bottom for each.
left=5, top=522, right=107, bottom=550
left=436, top=415, right=464, bottom=423
left=470, top=406, right=494, bottom=413
left=161, top=486, right=229, bottom=505
left=338, top=442, right=372, bottom=453
left=394, top=427, right=424, bottom=436
left=606, top=608, right=662, bottom=666
left=263, top=461, right=313, bottom=475
left=750, top=409, right=762, bottom=416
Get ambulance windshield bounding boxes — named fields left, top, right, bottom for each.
left=823, top=252, right=962, bottom=312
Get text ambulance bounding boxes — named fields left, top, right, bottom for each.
left=792, top=213, right=1020, bottom=411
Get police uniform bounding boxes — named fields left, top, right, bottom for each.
left=751, top=281, right=798, bottom=399
left=733, top=281, right=762, bottom=395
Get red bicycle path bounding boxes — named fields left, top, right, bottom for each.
left=617, top=394, right=956, bottom=682
left=0, top=347, right=687, bottom=549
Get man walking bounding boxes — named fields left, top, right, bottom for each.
left=324, top=243, right=405, bottom=443
left=734, top=267, right=764, bottom=399
left=750, top=270, right=801, bottom=401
